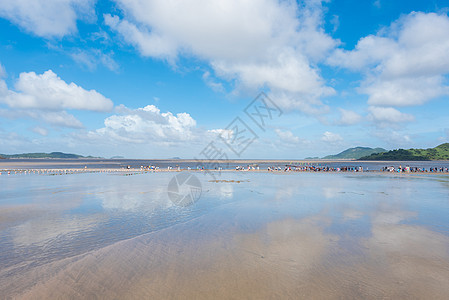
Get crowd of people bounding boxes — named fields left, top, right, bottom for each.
left=382, top=166, right=449, bottom=173
left=268, top=165, right=364, bottom=172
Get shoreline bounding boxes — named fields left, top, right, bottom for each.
left=1, top=168, right=448, bottom=176
left=2, top=159, right=449, bottom=175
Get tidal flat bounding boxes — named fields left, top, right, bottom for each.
left=1, top=171, right=449, bottom=299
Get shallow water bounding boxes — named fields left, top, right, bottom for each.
left=2, top=158, right=449, bottom=171
left=1, top=171, right=449, bottom=298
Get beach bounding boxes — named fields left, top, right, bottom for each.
left=1, top=164, right=449, bottom=299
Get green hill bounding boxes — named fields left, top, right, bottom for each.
left=323, top=147, right=386, bottom=160
left=358, top=143, right=449, bottom=161
left=0, top=152, right=99, bottom=159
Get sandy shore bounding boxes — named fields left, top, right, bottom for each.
left=3, top=210, right=449, bottom=299
left=1, top=167, right=449, bottom=299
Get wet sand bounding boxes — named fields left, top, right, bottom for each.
left=1, top=172, right=449, bottom=299
left=5, top=212, right=449, bottom=299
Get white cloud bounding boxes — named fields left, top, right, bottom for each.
left=82, top=105, right=197, bottom=144
left=207, top=128, right=233, bottom=138
left=336, top=108, right=362, bottom=125
left=104, top=14, right=178, bottom=60
left=0, top=0, right=96, bottom=38
left=329, top=12, right=449, bottom=107
left=0, top=68, right=111, bottom=129
left=0, top=108, right=84, bottom=128
left=39, top=111, right=84, bottom=128
left=368, top=106, right=414, bottom=124
left=0, top=70, right=113, bottom=111
left=362, top=76, right=449, bottom=107
left=321, top=131, right=343, bottom=143
left=275, top=129, right=300, bottom=144
left=105, top=0, right=338, bottom=113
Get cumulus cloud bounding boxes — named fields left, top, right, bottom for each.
left=105, top=0, right=338, bottom=113
left=207, top=128, right=233, bottom=138
left=275, top=129, right=300, bottom=144
left=0, top=70, right=113, bottom=111
left=81, top=105, right=197, bottom=144
left=0, top=0, right=96, bottom=38
left=368, top=106, right=414, bottom=124
left=362, top=76, right=449, bottom=107
left=321, top=131, right=343, bottom=143
left=336, top=108, right=362, bottom=125
left=0, top=68, right=113, bottom=129
left=329, top=12, right=449, bottom=107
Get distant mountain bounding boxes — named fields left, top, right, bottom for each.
left=323, top=147, right=386, bottom=160
left=358, top=143, right=449, bottom=161
left=0, top=152, right=100, bottom=159
left=110, top=156, right=125, bottom=159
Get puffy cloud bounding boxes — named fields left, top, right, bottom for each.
left=207, top=128, right=233, bottom=137
left=368, top=106, right=414, bottom=124
left=275, top=129, right=300, bottom=144
left=336, top=108, right=362, bottom=125
left=105, top=0, right=338, bottom=113
left=104, top=14, right=178, bottom=60
left=0, top=68, right=112, bottom=129
left=83, top=105, right=197, bottom=144
left=0, top=0, right=96, bottom=38
left=321, top=131, right=343, bottom=143
left=211, top=50, right=333, bottom=95
left=0, top=70, right=113, bottom=112
left=329, top=12, right=449, bottom=107
left=362, top=76, right=449, bottom=107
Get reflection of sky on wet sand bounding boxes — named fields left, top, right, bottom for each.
left=1, top=172, right=449, bottom=298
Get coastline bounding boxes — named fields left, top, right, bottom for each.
left=1, top=159, right=449, bottom=175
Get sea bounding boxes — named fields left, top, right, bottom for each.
left=1, top=161, right=449, bottom=298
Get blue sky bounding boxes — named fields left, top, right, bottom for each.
left=0, top=0, right=448, bottom=159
